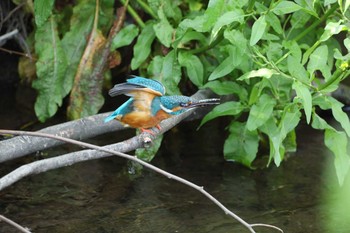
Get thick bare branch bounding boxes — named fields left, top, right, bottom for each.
left=0, top=89, right=216, bottom=162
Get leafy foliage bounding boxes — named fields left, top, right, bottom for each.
left=28, top=0, right=350, bottom=184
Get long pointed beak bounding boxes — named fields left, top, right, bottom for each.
left=185, top=98, right=221, bottom=108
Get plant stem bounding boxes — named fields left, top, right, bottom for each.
left=136, top=0, right=157, bottom=19
left=318, top=68, right=346, bottom=91
left=293, top=4, right=338, bottom=42
left=190, top=29, right=224, bottom=54
left=120, top=0, right=145, bottom=28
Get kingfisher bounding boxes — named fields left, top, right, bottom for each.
left=104, top=76, right=220, bottom=132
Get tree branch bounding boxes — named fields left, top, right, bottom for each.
left=0, top=129, right=283, bottom=233
left=0, top=215, right=31, bottom=233
left=0, top=89, right=215, bottom=162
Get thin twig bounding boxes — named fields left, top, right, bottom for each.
left=0, top=129, right=283, bottom=233
left=0, top=28, right=18, bottom=43
left=0, top=215, right=31, bottom=233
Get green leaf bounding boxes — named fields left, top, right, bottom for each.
left=199, top=101, right=245, bottom=128
left=61, top=1, right=96, bottom=97
left=208, top=45, right=241, bottom=80
left=111, top=24, right=139, bottom=50
left=319, top=21, right=348, bottom=42
left=250, top=15, right=266, bottom=46
left=307, top=45, right=331, bottom=80
left=272, top=1, right=302, bottom=15
left=311, top=112, right=350, bottom=185
left=247, top=94, right=276, bottom=131
left=260, top=104, right=301, bottom=166
left=179, top=0, right=225, bottom=32
left=265, top=11, right=283, bottom=34
left=287, top=55, right=309, bottom=83
left=178, top=51, right=204, bottom=87
left=238, top=68, right=278, bottom=81
left=153, top=7, right=174, bottom=47
left=131, top=22, right=156, bottom=70
left=292, top=80, right=312, bottom=124
left=314, top=96, right=350, bottom=137
left=325, top=129, right=350, bottom=185
left=224, top=121, right=259, bottom=167
left=34, top=0, right=54, bottom=27
left=211, top=9, right=244, bottom=40
left=33, top=16, right=68, bottom=122
left=135, top=134, right=163, bottom=162
left=157, top=50, right=181, bottom=95
left=203, top=80, right=248, bottom=101
left=290, top=10, right=311, bottom=29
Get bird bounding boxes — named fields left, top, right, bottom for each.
left=105, top=76, right=220, bottom=133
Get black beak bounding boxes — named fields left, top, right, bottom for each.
left=185, top=98, right=221, bottom=108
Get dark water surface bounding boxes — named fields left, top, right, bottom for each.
left=0, top=117, right=339, bottom=233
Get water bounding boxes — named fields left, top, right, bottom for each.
left=0, top=118, right=336, bottom=233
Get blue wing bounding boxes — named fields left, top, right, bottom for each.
left=104, top=98, right=134, bottom=122
left=108, top=76, right=165, bottom=97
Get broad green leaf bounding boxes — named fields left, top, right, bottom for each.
left=247, top=94, right=276, bottom=131
left=203, top=80, right=248, bottom=101
left=284, top=40, right=302, bottom=64
left=131, top=22, right=156, bottom=70
left=329, top=98, right=350, bottom=137
left=33, top=16, right=68, bottom=122
left=272, top=1, right=302, bottom=15
left=211, top=9, right=244, bottom=40
left=199, top=101, right=245, bottom=128
left=288, top=55, right=309, bottom=83
left=311, top=112, right=350, bottom=185
left=324, top=0, right=337, bottom=5
left=320, top=21, right=348, bottom=42
left=292, top=80, right=312, bottom=124
left=224, top=29, right=248, bottom=53
left=34, top=0, right=54, bottom=27
left=178, top=51, right=204, bottom=87
left=61, top=1, right=95, bottom=98
left=325, top=129, right=350, bottom=185
left=238, top=68, right=278, bottom=81
left=157, top=50, right=181, bottom=95
left=260, top=104, right=301, bottom=166
left=147, top=55, right=163, bottom=78
left=311, top=111, right=333, bottom=130
left=314, top=95, right=350, bottom=137
left=307, top=45, right=331, bottom=80
left=295, top=0, right=318, bottom=17
left=67, top=29, right=107, bottom=119
left=208, top=45, right=241, bottom=80
left=154, top=7, right=174, bottom=47
left=265, top=11, right=283, bottom=34
left=224, top=121, right=259, bottom=167
left=179, top=0, right=225, bottom=32
left=250, top=15, right=266, bottom=46
left=267, top=42, right=282, bottom=62
left=290, top=10, right=311, bottom=29
left=345, top=0, right=350, bottom=13
left=111, top=24, right=139, bottom=50
left=136, top=134, right=163, bottom=162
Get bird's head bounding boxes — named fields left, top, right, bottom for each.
left=160, top=96, right=220, bottom=115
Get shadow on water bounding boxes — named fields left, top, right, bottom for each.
left=0, top=116, right=335, bottom=233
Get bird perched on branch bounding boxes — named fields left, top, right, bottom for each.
left=105, top=76, right=220, bottom=133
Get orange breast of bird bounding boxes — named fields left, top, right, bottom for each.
left=118, top=91, right=172, bottom=129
